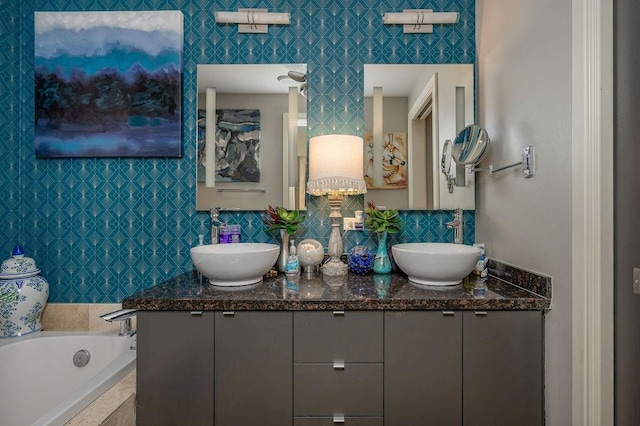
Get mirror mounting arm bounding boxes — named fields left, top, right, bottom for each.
left=466, top=145, right=535, bottom=179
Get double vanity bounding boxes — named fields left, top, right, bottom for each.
left=123, top=261, right=550, bottom=426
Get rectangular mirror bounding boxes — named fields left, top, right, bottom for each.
left=364, top=64, right=475, bottom=210
left=196, top=64, right=307, bottom=211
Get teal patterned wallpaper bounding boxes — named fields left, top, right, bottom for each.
left=2, top=0, right=475, bottom=302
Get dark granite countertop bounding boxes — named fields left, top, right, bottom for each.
left=122, top=267, right=551, bottom=311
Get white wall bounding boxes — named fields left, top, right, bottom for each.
left=476, top=1, right=572, bottom=425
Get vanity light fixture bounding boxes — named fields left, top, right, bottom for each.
left=214, top=9, right=290, bottom=33
left=382, top=9, right=459, bottom=34
left=307, top=135, right=367, bottom=276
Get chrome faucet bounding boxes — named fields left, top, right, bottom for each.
left=446, top=208, right=464, bottom=244
left=210, top=208, right=226, bottom=244
left=100, top=308, right=137, bottom=337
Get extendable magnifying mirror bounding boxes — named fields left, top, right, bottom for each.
left=441, top=139, right=456, bottom=193
left=451, top=124, right=490, bottom=166
left=451, top=124, right=535, bottom=178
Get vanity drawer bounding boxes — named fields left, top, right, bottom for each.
left=294, top=417, right=384, bottom=426
left=294, top=311, right=383, bottom=362
left=294, top=363, right=384, bottom=417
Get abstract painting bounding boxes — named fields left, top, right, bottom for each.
left=34, top=11, right=183, bottom=158
left=364, top=131, right=408, bottom=189
left=197, top=109, right=261, bottom=183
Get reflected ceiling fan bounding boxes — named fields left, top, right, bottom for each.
left=277, top=70, right=307, bottom=97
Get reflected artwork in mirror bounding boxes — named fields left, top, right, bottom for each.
left=196, top=64, right=307, bottom=211
left=364, top=64, right=476, bottom=210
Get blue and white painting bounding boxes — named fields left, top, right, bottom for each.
left=197, top=109, right=261, bottom=183
left=216, top=109, right=261, bottom=182
left=34, top=11, right=183, bottom=158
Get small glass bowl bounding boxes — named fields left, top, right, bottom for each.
left=297, top=239, right=324, bottom=273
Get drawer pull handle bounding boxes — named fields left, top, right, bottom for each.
left=333, top=414, right=345, bottom=423
left=333, top=310, right=345, bottom=316
left=333, top=361, right=345, bottom=370
left=475, top=311, right=488, bottom=316
left=442, top=311, right=455, bottom=316
left=222, top=311, right=235, bottom=316
left=190, top=311, right=203, bottom=316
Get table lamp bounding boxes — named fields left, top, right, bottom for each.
left=307, top=134, right=367, bottom=276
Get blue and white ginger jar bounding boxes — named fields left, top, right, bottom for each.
left=0, top=245, right=49, bottom=337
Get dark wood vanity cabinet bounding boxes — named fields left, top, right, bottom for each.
left=214, top=311, right=293, bottom=426
left=136, top=309, right=543, bottom=426
left=136, top=310, right=292, bottom=426
left=136, top=311, right=215, bottom=426
left=384, top=310, right=543, bottom=426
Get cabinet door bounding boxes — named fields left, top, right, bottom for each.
left=215, top=311, right=292, bottom=426
left=463, top=311, right=543, bottom=426
left=384, top=311, right=463, bottom=426
left=136, top=311, right=214, bottom=426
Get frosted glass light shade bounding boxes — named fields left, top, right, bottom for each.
left=307, top=134, right=367, bottom=196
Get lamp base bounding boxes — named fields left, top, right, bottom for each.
left=321, top=257, right=349, bottom=276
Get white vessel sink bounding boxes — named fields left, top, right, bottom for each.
left=190, top=243, right=279, bottom=287
left=391, top=243, right=481, bottom=286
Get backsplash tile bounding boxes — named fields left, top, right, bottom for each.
left=5, top=0, right=475, bottom=302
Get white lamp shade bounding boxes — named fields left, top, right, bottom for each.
left=307, top=134, right=367, bottom=196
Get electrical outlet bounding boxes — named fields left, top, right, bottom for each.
left=634, top=268, right=640, bottom=295
left=343, top=217, right=356, bottom=230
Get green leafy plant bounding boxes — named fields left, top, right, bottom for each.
left=364, top=201, right=403, bottom=234
left=262, top=205, right=306, bottom=235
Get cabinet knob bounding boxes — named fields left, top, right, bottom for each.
left=190, top=311, right=203, bottom=316
left=333, top=414, right=345, bottom=424
left=333, top=361, right=345, bottom=370
left=222, top=311, right=235, bottom=316
left=332, top=310, right=345, bottom=316
left=474, top=311, right=488, bottom=316
left=442, top=311, right=455, bottom=316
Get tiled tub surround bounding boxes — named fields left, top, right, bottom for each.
left=41, top=303, right=137, bottom=333
left=122, top=264, right=551, bottom=312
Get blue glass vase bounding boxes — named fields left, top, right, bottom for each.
left=372, top=231, right=392, bottom=274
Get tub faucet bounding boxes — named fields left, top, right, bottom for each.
left=446, top=208, right=464, bottom=244
left=210, top=208, right=226, bottom=244
left=101, top=308, right=137, bottom=337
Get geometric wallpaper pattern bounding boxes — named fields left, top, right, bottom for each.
left=2, top=0, right=475, bottom=302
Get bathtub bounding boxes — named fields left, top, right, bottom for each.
left=0, top=331, right=136, bottom=426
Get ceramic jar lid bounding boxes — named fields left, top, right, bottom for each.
left=0, top=245, right=40, bottom=279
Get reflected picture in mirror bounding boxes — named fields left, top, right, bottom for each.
left=364, top=131, right=408, bottom=189
left=196, top=64, right=307, bottom=211
left=197, top=108, right=261, bottom=183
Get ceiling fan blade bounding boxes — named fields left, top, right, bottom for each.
left=287, top=70, right=307, bottom=82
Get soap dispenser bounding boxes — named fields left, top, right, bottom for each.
left=285, top=240, right=300, bottom=276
